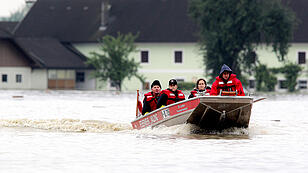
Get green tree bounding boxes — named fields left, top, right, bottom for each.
left=189, top=0, right=296, bottom=82
left=88, top=33, right=144, bottom=91
left=255, top=64, right=277, bottom=92
left=255, top=62, right=302, bottom=92
left=273, top=62, right=302, bottom=92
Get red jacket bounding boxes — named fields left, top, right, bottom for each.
left=142, top=92, right=160, bottom=114
left=210, top=74, right=245, bottom=96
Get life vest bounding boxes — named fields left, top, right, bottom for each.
left=144, top=92, right=160, bottom=111
left=162, top=89, right=185, bottom=105
left=190, top=88, right=210, bottom=97
left=217, top=80, right=237, bottom=93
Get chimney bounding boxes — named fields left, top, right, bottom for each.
left=25, top=0, right=36, bottom=8
left=99, top=0, right=110, bottom=31
left=24, top=0, right=37, bottom=14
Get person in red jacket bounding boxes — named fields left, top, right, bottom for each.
left=157, top=79, right=185, bottom=108
left=210, top=64, right=245, bottom=96
left=142, top=80, right=162, bottom=115
left=188, top=78, right=211, bottom=99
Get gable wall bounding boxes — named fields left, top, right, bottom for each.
left=0, top=39, right=31, bottom=67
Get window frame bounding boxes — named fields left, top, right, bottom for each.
left=249, top=80, right=255, bottom=89
left=140, top=50, right=149, bottom=64
left=2, top=74, right=8, bottom=83
left=298, top=80, right=307, bottom=89
left=174, top=50, right=183, bottom=64
left=76, top=72, right=85, bottom=83
left=298, top=51, right=306, bottom=65
left=279, top=80, right=288, bottom=89
left=16, top=74, right=22, bottom=83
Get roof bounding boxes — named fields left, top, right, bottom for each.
left=0, top=22, right=18, bottom=38
left=104, top=0, right=308, bottom=43
left=14, top=0, right=103, bottom=42
left=284, top=0, right=308, bottom=42
left=13, top=38, right=90, bottom=69
left=11, top=0, right=308, bottom=43
left=105, top=0, right=199, bottom=42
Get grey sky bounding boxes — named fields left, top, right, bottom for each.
left=0, top=0, right=25, bottom=17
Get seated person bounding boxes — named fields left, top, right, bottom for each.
left=157, top=79, right=185, bottom=108
left=210, top=64, right=245, bottom=96
left=188, top=78, right=211, bottom=99
left=142, top=80, right=161, bottom=115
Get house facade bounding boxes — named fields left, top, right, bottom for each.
left=0, top=28, right=96, bottom=90
left=0, top=0, right=101, bottom=90
left=256, top=43, right=308, bottom=92
left=76, top=0, right=308, bottom=92
left=75, top=42, right=205, bottom=91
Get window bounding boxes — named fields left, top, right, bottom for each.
left=143, top=82, right=150, bottom=90
left=16, top=74, right=22, bottom=83
left=141, top=51, right=149, bottom=63
left=298, top=52, right=306, bottom=64
left=48, top=70, right=57, bottom=79
left=299, top=80, right=307, bottom=89
left=2, top=74, right=7, bottom=82
left=76, top=72, right=85, bottom=82
left=279, top=80, right=287, bottom=89
left=174, top=51, right=183, bottom=63
left=249, top=80, right=255, bottom=89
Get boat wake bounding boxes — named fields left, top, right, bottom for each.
left=0, top=119, right=132, bottom=132
left=0, top=118, right=249, bottom=136
left=132, top=123, right=249, bottom=136
left=132, top=123, right=194, bottom=135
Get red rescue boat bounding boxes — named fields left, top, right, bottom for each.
left=131, top=95, right=264, bottom=130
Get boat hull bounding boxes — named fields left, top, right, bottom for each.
left=187, top=96, right=253, bottom=130
left=131, top=96, right=254, bottom=130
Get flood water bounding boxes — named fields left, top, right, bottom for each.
left=0, top=90, right=307, bottom=173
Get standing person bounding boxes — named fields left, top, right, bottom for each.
left=210, top=64, right=245, bottom=96
left=188, top=78, right=211, bottom=99
left=157, top=79, right=185, bottom=108
left=142, top=80, right=162, bottom=115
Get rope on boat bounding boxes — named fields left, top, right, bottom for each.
left=198, top=97, right=266, bottom=127
left=200, top=103, right=222, bottom=114
left=226, top=97, right=266, bottom=114
left=200, top=103, right=227, bottom=126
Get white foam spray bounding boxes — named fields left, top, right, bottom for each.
left=0, top=119, right=132, bottom=132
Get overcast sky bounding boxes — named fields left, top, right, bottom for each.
left=0, top=0, right=25, bottom=17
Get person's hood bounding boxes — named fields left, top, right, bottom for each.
left=216, top=74, right=237, bottom=81
left=219, top=64, right=233, bottom=76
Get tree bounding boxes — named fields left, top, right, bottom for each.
left=88, top=33, right=144, bottom=91
left=255, top=63, right=277, bottom=92
left=255, top=62, right=301, bottom=92
left=189, top=0, right=297, bottom=82
left=273, top=62, right=302, bottom=92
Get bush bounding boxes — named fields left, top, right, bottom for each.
left=255, top=64, right=277, bottom=92
left=177, top=82, right=195, bottom=90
